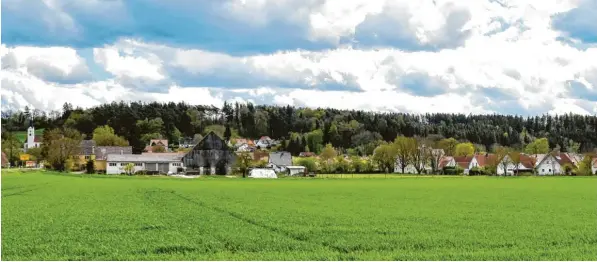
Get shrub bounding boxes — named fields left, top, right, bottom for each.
left=85, top=160, right=95, bottom=174
left=296, top=157, right=317, bottom=173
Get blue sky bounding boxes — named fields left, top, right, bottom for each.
left=2, top=0, right=596, bottom=115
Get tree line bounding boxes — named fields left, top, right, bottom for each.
left=2, top=101, right=597, bottom=157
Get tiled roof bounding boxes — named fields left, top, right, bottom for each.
left=474, top=153, right=497, bottom=167
left=439, top=156, right=454, bottom=168
left=33, top=135, right=42, bottom=143
left=556, top=153, right=575, bottom=167
left=453, top=156, right=473, bottom=169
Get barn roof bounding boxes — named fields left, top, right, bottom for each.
left=268, top=151, right=292, bottom=167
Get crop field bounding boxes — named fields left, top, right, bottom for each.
left=2, top=170, right=596, bottom=260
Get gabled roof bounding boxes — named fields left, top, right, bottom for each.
left=150, top=139, right=168, bottom=147
left=79, top=140, right=97, bottom=155
left=269, top=151, right=292, bottom=167
left=474, top=153, right=497, bottom=167
left=453, top=156, right=473, bottom=169
left=556, top=153, right=575, bottom=167
left=95, top=146, right=133, bottom=160
left=439, top=156, right=454, bottom=168
left=33, top=135, right=43, bottom=143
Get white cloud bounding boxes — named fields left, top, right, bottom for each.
left=1, top=44, right=91, bottom=83
left=93, top=46, right=165, bottom=81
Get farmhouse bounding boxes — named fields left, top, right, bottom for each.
left=144, top=139, right=169, bottom=153
left=453, top=156, right=477, bottom=174
left=267, top=151, right=292, bottom=172
left=535, top=153, right=576, bottom=175
left=106, top=153, right=183, bottom=175
left=94, top=146, right=133, bottom=172
left=182, top=132, right=236, bottom=175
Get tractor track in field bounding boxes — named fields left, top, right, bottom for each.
left=167, top=190, right=350, bottom=254
left=2, top=182, right=57, bottom=198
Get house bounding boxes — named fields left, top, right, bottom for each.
left=233, top=139, right=256, bottom=152
left=72, top=140, right=97, bottom=171
left=592, top=158, right=597, bottom=175
left=182, top=132, right=236, bottom=175
left=453, top=156, right=477, bottom=174
left=23, top=121, right=42, bottom=152
left=535, top=153, right=576, bottom=175
left=495, top=154, right=535, bottom=175
left=2, top=151, right=8, bottom=168
left=299, top=152, right=316, bottom=157
left=267, top=151, right=292, bottom=172
left=255, top=136, right=274, bottom=149
left=179, top=137, right=196, bottom=148
left=144, top=139, right=169, bottom=153
left=106, top=154, right=184, bottom=175
left=439, top=156, right=456, bottom=169
left=94, top=146, right=133, bottom=172
left=393, top=159, right=424, bottom=174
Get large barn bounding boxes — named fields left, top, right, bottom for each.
left=182, top=132, right=236, bottom=175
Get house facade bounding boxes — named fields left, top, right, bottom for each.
left=535, top=153, right=575, bottom=175
left=106, top=154, right=184, bottom=175
left=182, top=132, right=236, bottom=175
left=72, top=140, right=96, bottom=171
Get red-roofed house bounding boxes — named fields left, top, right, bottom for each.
left=453, top=156, right=477, bottom=174
left=496, top=154, right=536, bottom=175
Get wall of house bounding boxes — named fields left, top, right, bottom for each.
left=536, top=156, right=562, bottom=175
left=106, top=162, right=184, bottom=174
left=497, top=162, right=528, bottom=175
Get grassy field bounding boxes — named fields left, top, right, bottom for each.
left=2, top=170, right=596, bottom=260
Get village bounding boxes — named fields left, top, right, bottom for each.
left=4, top=121, right=597, bottom=178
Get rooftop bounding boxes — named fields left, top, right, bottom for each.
left=107, top=154, right=182, bottom=162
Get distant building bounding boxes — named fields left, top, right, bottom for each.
left=182, top=132, right=236, bottom=175
left=1, top=152, right=8, bottom=168
left=106, top=154, right=183, bottom=175
left=95, top=146, right=133, bottom=172
left=72, top=140, right=97, bottom=171
left=255, top=136, right=275, bottom=149
left=145, top=139, right=169, bottom=153
left=23, top=121, right=42, bottom=152
left=267, top=151, right=292, bottom=173
left=299, top=152, right=316, bottom=157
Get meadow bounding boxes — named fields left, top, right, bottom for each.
left=2, top=170, right=596, bottom=260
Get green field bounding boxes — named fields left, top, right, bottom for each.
left=2, top=170, right=596, bottom=260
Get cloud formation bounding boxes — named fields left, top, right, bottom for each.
left=1, top=0, right=596, bottom=115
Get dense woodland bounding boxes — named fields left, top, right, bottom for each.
left=2, top=101, right=597, bottom=156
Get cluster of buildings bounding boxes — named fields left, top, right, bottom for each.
left=394, top=149, right=597, bottom=175
left=230, top=136, right=279, bottom=152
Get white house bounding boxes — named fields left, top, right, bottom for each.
left=394, top=159, right=430, bottom=174
left=255, top=136, right=275, bottom=149
left=23, top=122, right=42, bottom=152
left=495, top=154, right=535, bottom=176
left=592, top=158, right=597, bottom=175
left=106, top=153, right=184, bottom=175
left=534, top=153, right=576, bottom=175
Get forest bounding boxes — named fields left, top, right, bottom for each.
left=2, top=101, right=596, bottom=156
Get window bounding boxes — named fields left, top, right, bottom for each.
left=549, top=169, right=552, bottom=172
left=135, top=163, right=142, bottom=167
left=109, top=163, right=117, bottom=167
left=542, top=169, right=544, bottom=172
left=172, top=163, right=182, bottom=167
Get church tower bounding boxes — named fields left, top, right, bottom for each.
left=26, top=118, right=35, bottom=151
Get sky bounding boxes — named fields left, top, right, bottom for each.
left=1, top=0, right=597, bottom=116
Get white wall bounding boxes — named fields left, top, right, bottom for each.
left=106, top=162, right=184, bottom=175
left=536, top=156, right=562, bottom=175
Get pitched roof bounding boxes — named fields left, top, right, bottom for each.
left=439, top=156, right=454, bottom=168
left=519, top=154, right=536, bottom=169
left=269, top=151, right=292, bottom=167
left=556, top=153, right=575, bottom=167
left=150, top=139, right=168, bottom=147
left=33, top=135, right=42, bottom=143
left=474, top=153, right=497, bottom=167
left=79, top=140, right=97, bottom=155
left=107, top=154, right=182, bottom=162
left=259, top=136, right=271, bottom=141
left=95, top=146, right=133, bottom=160
left=453, top=156, right=473, bottom=169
